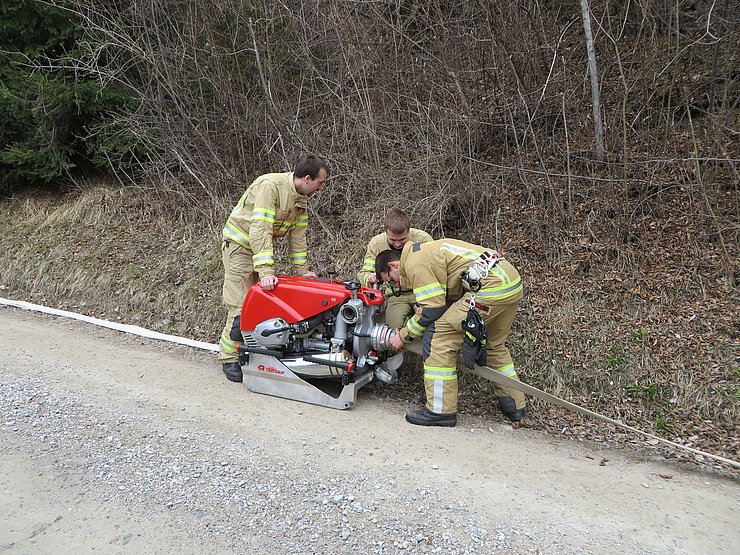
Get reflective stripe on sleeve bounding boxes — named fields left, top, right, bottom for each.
left=405, top=316, right=426, bottom=337
left=252, top=207, right=276, bottom=222
left=295, top=214, right=308, bottom=227
left=413, top=282, right=446, bottom=301
left=276, top=220, right=293, bottom=234
left=253, top=251, right=274, bottom=266
left=361, top=259, right=376, bottom=272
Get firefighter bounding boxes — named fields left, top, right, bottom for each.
left=375, top=239, right=526, bottom=426
left=357, top=208, right=432, bottom=328
left=218, top=154, right=330, bottom=382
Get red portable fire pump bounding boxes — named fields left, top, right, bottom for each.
left=236, top=276, right=404, bottom=409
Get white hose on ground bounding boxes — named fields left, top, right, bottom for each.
left=0, top=297, right=218, bottom=352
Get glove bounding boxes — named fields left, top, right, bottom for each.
left=461, top=306, right=487, bottom=369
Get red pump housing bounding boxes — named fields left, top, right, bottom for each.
left=240, top=276, right=384, bottom=331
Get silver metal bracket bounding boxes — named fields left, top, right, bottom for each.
left=242, top=353, right=373, bottom=410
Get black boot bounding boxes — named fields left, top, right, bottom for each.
left=497, top=396, right=526, bottom=422
left=222, top=362, right=243, bottom=382
left=405, top=407, right=457, bottom=427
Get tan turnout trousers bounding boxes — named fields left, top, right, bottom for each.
left=384, top=290, right=417, bottom=329
left=423, top=290, right=525, bottom=415
left=218, top=241, right=258, bottom=363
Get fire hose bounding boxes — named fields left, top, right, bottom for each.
left=470, top=364, right=740, bottom=469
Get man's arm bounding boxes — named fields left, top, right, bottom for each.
left=287, top=210, right=309, bottom=275
left=357, top=235, right=382, bottom=286
left=398, top=262, right=448, bottom=343
left=249, top=182, right=279, bottom=279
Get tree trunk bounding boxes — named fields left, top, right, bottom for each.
left=579, top=0, right=605, bottom=161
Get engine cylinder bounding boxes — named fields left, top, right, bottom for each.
left=253, top=317, right=290, bottom=347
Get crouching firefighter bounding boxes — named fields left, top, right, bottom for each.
left=376, top=239, right=526, bottom=427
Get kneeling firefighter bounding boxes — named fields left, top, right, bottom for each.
left=376, top=239, right=526, bottom=427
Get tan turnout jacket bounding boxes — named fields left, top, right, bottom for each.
left=222, top=172, right=309, bottom=278
left=357, top=228, right=433, bottom=287
left=397, top=238, right=523, bottom=343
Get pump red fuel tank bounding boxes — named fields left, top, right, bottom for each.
left=240, top=276, right=384, bottom=330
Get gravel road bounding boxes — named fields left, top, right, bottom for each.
left=1, top=306, right=738, bottom=554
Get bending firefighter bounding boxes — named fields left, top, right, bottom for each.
left=218, top=154, right=330, bottom=382
left=357, top=208, right=432, bottom=328
left=376, top=239, right=526, bottom=427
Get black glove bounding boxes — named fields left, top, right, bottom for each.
left=461, top=306, right=487, bottom=369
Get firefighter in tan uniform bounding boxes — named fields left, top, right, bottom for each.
left=357, top=209, right=433, bottom=328
left=218, top=154, right=330, bottom=382
left=376, top=239, right=526, bottom=427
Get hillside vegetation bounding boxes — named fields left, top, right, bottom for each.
left=0, top=1, right=737, bottom=467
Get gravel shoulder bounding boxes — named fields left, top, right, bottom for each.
left=1, top=306, right=738, bottom=554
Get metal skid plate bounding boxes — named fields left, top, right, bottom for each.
left=242, top=353, right=373, bottom=410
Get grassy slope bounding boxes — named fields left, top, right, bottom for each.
left=0, top=181, right=737, bottom=470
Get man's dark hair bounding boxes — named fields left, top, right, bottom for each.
left=384, top=208, right=410, bottom=234
left=294, top=153, right=329, bottom=179
left=375, top=249, right=402, bottom=282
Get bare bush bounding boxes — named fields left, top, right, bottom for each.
left=52, top=1, right=732, bottom=247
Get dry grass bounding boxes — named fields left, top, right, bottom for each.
left=1, top=182, right=225, bottom=340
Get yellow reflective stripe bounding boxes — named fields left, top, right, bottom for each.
left=275, top=220, right=294, bottom=234
left=491, top=264, right=511, bottom=285
left=440, top=242, right=482, bottom=260
left=223, top=221, right=251, bottom=248
left=406, top=317, right=425, bottom=337
left=219, top=334, right=239, bottom=354
left=290, top=251, right=307, bottom=263
left=253, top=251, right=274, bottom=266
left=413, top=282, right=445, bottom=301
left=295, top=214, right=308, bottom=227
left=465, top=331, right=485, bottom=345
left=252, top=207, right=276, bottom=222
left=496, top=363, right=518, bottom=378
left=361, top=259, right=375, bottom=272
left=477, top=277, right=523, bottom=300
left=423, top=365, right=457, bottom=380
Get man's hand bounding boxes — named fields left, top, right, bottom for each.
left=302, top=271, right=318, bottom=278
left=388, top=329, right=406, bottom=351
left=260, top=275, right=278, bottom=290
left=367, top=273, right=379, bottom=285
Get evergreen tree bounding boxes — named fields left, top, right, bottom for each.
left=0, top=1, right=136, bottom=194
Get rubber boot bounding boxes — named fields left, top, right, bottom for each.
left=222, top=362, right=243, bottom=382
left=405, top=407, right=457, bottom=427
left=497, top=396, right=526, bottom=422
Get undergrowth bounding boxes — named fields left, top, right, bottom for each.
left=0, top=179, right=737, bottom=469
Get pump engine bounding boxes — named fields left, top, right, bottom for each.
left=237, top=276, right=403, bottom=409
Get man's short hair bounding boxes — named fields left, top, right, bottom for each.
left=375, top=249, right=402, bottom=282
left=294, top=153, right=329, bottom=179
left=384, top=208, right=410, bottom=234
